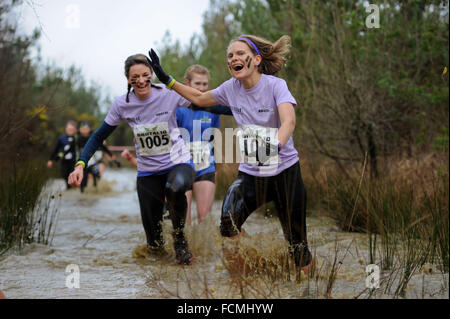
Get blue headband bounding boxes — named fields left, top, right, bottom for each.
left=239, top=37, right=260, bottom=56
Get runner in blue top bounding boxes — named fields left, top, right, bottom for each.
left=67, top=54, right=195, bottom=265
left=176, top=65, right=221, bottom=224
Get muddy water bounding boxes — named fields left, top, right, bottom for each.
left=0, top=169, right=447, bottom=299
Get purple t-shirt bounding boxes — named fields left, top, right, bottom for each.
left=212, top=74, right=299, bottom=177
left=105, top=84, right=191, bottom=173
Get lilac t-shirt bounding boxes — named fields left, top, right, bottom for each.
left=212, top=74, right=299, bottom=177
left=105, top=84, right=191, bottom=173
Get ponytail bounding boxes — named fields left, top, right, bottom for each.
left=126, top=83, right=132, bottom=103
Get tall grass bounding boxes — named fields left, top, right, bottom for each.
left=318, top=153, right=449, bottom=288
left=423, top=172, right=449, bottom=273
left=0, top=160, right=60, bottom=256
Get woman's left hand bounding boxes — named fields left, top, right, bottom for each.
left=148, top=49, right=171, bottom=85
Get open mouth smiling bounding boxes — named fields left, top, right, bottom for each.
left=132, top=82, right=150, bottom=90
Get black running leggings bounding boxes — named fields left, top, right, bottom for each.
left=220, top=161, right=308, bottom=248
left=136, top=164, right=195, bottom=248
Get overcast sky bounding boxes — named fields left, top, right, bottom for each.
left=16, top=0, right=210, bottom=105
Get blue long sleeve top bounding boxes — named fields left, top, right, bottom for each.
left=77, top=121, right=117, bottom=165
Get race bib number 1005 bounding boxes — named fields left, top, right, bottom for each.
left=133, top=122, right=172, bottom=156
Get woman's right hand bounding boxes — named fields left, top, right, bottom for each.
left=121, top=149, right=130, bottom=158
left=68, top=164, right=84, bottom=187
left=121, top=149, right=133, bottom=161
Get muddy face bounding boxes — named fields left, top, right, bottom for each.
left=128, top=64, right=152, bottom=99
left=227, top=41, right=259, bottom=80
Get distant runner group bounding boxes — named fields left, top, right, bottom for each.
left=48, top=121, right=118, bottom=192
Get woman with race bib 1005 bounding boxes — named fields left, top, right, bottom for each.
left=67, top=54, right=195, bottom=265
left=147, top=35, right=313, bottom=272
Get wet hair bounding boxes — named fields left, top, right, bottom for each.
left=184, top=64, right=210, bottom=82
left=124, top=53, right=161, bottom=102
left=229, top=35, right=291, bottom=75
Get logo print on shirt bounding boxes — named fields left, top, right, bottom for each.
left=144, top=126, right=159, bottom=133
left=126, top=116, right=141, bottom=123
left=156, top=111, right=169, bottom=116
left=233, top=107, right=242, bottom=114
left=258, top=108, right=273, bottom=113
left=200, top=116, right=212, bottom=123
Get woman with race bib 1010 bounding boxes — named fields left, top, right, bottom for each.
left=67, top=54, right=195, bottom=265
left=147, top=35, right=313, bottom=272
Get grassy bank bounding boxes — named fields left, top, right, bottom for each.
left=0, top=160, right=60, bottom=257
left=214, top=151, right=448, bottom=297
left=308, top=152, right=449, bottom=294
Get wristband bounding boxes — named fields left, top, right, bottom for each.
left=75, top=160, right=86, bottom=169
left=166, top=76, right=175, bottom=90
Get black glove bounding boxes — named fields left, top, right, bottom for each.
left=148, top=49, right=171, bottom=85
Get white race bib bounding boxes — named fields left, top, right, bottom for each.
left=237, top=124, right=281, bottom=166
left=133, top=122, right=172, bottom=156
left=187, top=141, right=211, bottom=171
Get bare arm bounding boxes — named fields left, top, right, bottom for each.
left=172, top=82, right=217, bottom=107
left=121, top=149, right=137, bottom=168
left=276, top=102, right=296, bottom=147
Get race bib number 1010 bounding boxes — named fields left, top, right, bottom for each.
left=133, top=122, right=172, bottom=156
left=238, top=124, right=281, bottom=166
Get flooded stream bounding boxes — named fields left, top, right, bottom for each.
left=0, top=168, right=448, bottom=299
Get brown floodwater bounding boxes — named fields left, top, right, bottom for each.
left=0, top=168, right=448, bottom=299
